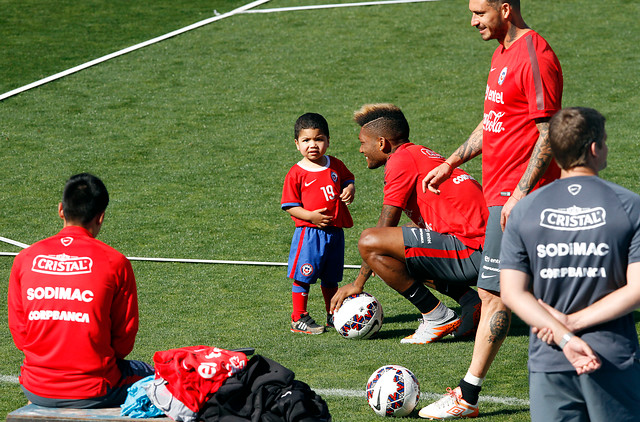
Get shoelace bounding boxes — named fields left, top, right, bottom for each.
left=434, top=388, right=461, bottom=409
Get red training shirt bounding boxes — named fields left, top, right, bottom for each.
left=384, top=143, right=488, bottom=250
left=8, top=226, right=139, bottom=399
left=483, top=30, right=563, bottom=206
left=281, top=155, right=354, bottom=228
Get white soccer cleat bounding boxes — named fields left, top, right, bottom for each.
left=400, top=310, right=460, bottom=344
left=419, top=387, right=479, bottom=419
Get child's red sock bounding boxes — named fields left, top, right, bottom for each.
left=321, top=285, right=338, bottom=314
left=291, top=280, right=310, bottom=321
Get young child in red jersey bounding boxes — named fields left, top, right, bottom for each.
left=281, top=113, right=355, bottom=334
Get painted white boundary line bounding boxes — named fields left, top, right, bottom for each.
left=0, top=377, right=528, bottom=406
left=315, top=388, right=529, bottom=406
left=243, top=0, right=440, bottom=14
left=0, top=240, right=361, bottom=269
left=0, top=236, right=29, bottom=249
left=0, top=0, right=442, bottom=102
left=0, top=375, right=19, bottom=384
left=0, top=0, right=271, bottom=102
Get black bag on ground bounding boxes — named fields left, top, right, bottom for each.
left=199, top=355, right=331, bottom=422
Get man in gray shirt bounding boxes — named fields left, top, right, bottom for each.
left=500, top=107, right=640, bottom=421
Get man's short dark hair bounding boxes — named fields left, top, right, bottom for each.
left=549, top=107, right=606, bottom=170
left=486, top=0, right=520, bottom=11
left=294, top=113, right=330, bottom=140
left=62, top=173, right=109, bottom=225
left=353, top=103, right=410, bottom=143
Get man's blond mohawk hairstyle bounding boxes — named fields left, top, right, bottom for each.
left=353, top=103, right=410, bottom=142
left=353, top=103, right=402, bottom=127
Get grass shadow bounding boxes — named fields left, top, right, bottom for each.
left=383, top=313, right=421, bottom=324
left=508, top=313, right=532, bottom=338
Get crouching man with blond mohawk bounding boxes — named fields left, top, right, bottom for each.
left=330, top=103, right=488, bottom=344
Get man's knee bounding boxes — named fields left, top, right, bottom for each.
left=358, top=228, right=383, bottom=257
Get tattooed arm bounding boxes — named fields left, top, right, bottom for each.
left=422, top=121, right=483, bottom=194
left=500, top=118, right=553, bottom=230
left=330, top=205, right=403, bottom=312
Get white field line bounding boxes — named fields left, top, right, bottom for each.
left=0, top=0, right=442, bottom=102
left=242, top=0, right=441, bottom=14
left=0, top=239, right=361, bottom=268
left=316, top=388, right=529, bottom=406
left=0, top=236, right=29, bottom=249
left=0, top=0, right=272, bottom=102
left=1, top=375, right=19, bottom=384
left=0, top=377, right=528, bottom=407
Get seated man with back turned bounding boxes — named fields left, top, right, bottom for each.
left=8, top=173, right=153, bottom=408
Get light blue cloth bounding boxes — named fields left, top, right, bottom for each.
left=120, top=375, right=165, bottom=418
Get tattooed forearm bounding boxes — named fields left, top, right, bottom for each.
left=376, top=205, right=402, bottom=228
left=359, top=262, right=373, bottom=279
left=516, top=121, right=553, bottom=195
left=488, top=310, right=511, bottom=343
left=455, top=125, right=483, bottom=163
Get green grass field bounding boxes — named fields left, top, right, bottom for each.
left=1, top=0, right=639, bottom=420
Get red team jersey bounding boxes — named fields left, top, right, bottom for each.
left=281, top=155, right=354, bottom=228
left=384, top=143, right=488, bottom=250
left=8, top=226, right=139, bottom=399
left=483, top=30, right=563, bottom=206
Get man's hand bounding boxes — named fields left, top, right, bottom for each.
left=562, top=336, right=601, bottom=375
left=330, top=282, right=363, bottom=313
left=421, top=162, right=452, bottom=195
left=532, top=299, right=572, bottom=344
left=500, top=193, right=524, bottom=231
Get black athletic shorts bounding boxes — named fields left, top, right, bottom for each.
left=403, top=226, right=481, bottom=285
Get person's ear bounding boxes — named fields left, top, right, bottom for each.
left=379, top=137, right=393, bottom=153
left=58, top=203, right=65, bottom=220
left=96, top=212, right=105, bottom=227
left=501, top=2, right=511, bottom=19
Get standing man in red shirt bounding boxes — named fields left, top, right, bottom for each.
left=331, top=103, right=488, bottom=344
left=8, top=173, right=153, bottom=408
left=420, top=0, right=563, bottom=418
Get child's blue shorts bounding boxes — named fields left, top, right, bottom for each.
left=287, top=226, right=344, bottom=287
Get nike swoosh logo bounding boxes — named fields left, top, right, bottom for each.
left=490, top=67, right=497, bottom=72
left=411, top=228, right=419, bottom=241
left=480, top=272, right=497, bottom=279
left=304, top=180, right=317, bottom=187
left=373, top=389, right=382, bottom=411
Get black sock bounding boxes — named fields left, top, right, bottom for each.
left=458, top=379, right=481, bottom=405
left=400, top=281, right=440, bottom=314
left=433, top=279, right=471, bottom=303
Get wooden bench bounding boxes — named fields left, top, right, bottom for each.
left=7, top=404, right=172, bottom=422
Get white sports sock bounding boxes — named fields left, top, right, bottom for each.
left=422, top=301, right=450, bottom=322
left=463, top=371, right=485, bottom=387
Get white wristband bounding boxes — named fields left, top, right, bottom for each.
left=558, top=332, right=575, bottom=349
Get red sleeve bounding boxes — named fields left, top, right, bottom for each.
left=523, top=34, right=563, bottom=120
left=337, top=159, right=354, bottom=188
left=281, top=166, right=303, bottom=209
left=383, top=152, right=417, bottom=209
left=110, top=257, right=139, bottom=359
left=8, top=253, right=27, bottom=351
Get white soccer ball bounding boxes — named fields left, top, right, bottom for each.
left=366, top=365, right=420, bottom=417
left=333, top=292, right=383, bottom=339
